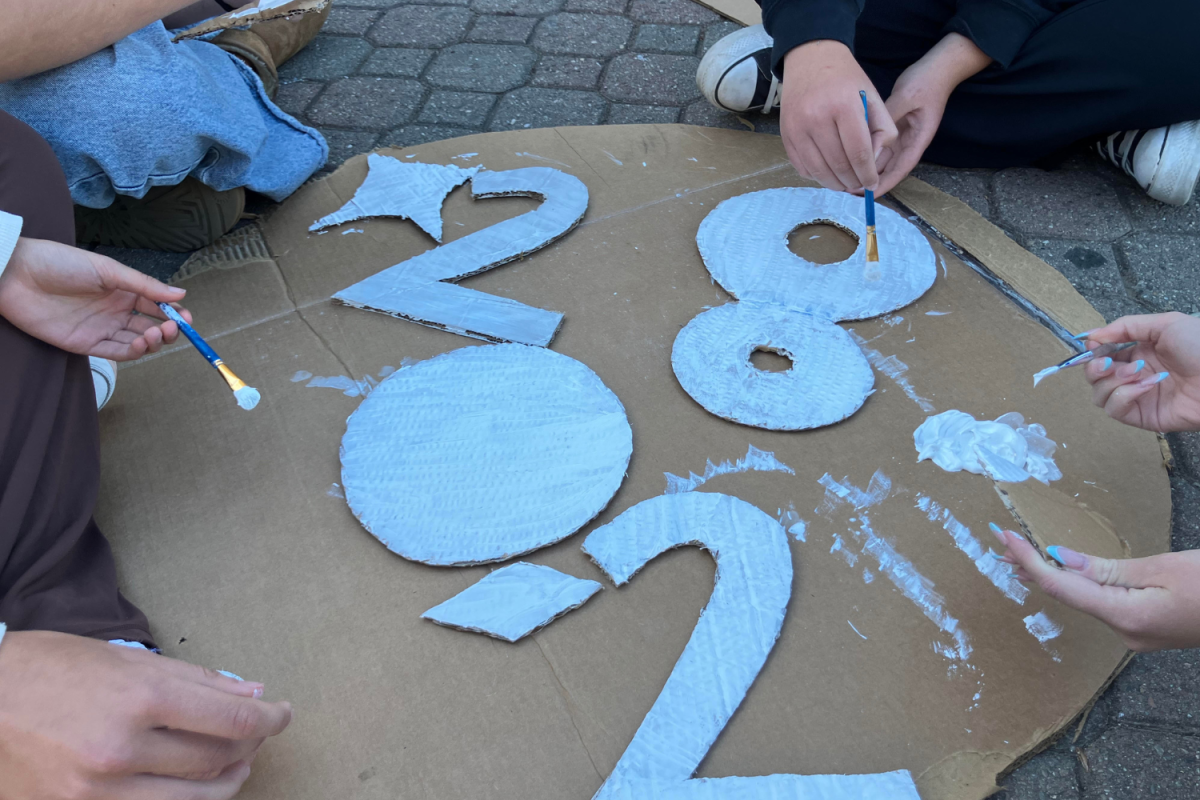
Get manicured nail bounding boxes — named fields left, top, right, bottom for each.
left=988, top=522, right=1006, bottom=544
left=1099, top=357, right=1112, bottom=371
left=1133, top=359, right=1146, bottom=373
left=253, top=686, right=264, bottom=699
left=1045, top=545, right=1088, bottom=570
left=1138, top=371, right=1170, bottom=387
left=989, top=552, right=1006, bottom=560
left=1072, top=329, right=1097, bottom=340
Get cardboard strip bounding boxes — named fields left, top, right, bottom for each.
left=172, top=0, right=328, bottom=40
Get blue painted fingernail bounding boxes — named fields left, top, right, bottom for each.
left=1046, top=545, right=1088, bottom=569
left=1072, top=329, right=1097, bottom=340
left=1100, top=357, right=1113, bottom=371
left=989, top=552, right=1006, bottom=560
left=1134, top=359, right=1146, bottom=373
left=1141, top=371, right=1170, bottom=386
left=988, top=522, right=1006, bottom=543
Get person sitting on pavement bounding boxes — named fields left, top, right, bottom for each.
left=998, top=312, right=1200, bottom=652
left=0, top=105, right=292, bottom=798
left=0, top=0, right=331, bottom=254
left=698, top=0, right=1200, bottom=206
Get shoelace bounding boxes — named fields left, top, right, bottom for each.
left=763, top=75, right=782, bottom=111
left=1096, top=129, right=1149, bottom=176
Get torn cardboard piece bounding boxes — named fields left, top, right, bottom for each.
left=97, top=125, right=1170, bottom=800
left=172, top=0, right=328, bottom=41
left=690, top=0, right=761, bottom=26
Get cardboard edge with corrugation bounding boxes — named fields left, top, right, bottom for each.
left=172, top=0, right=328, bottom=41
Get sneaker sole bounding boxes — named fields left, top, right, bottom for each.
left=1148, top=120, right=1200, bottom=206
left=76, top=179, right=245, bottom=253
left=696, top=24, right=773, bottom=113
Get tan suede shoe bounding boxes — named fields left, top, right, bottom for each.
left=213, top=1, right=331, bottom=98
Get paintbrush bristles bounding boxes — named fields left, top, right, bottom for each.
left=865, top=226, right=879, bottom=262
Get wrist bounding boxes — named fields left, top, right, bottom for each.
left=783, top=39, right=853, bottom=72
left=923, top=33, right=992, bottom=90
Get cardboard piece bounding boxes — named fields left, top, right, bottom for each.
left=98, top=125, right=1170, bottom=800
left=691, top=0, right=761, bottom=26
left=172, top=0, right=328, bottom=41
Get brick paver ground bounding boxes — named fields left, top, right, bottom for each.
left=107, top=2, right=1200, bottom=796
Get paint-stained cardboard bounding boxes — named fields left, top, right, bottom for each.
left=172, top=0, right=328, bottom=41
left=97, top=126, right=1170, bottom=800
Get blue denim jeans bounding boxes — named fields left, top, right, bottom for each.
left=0, top=22, right=328, bottom=208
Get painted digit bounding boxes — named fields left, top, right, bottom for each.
left=334, top=166, right=589, bottom=347
left=582, top=492, right=919, bottom=799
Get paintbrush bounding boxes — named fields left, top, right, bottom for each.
left=157, top=302, right=261, bottom=410
left=1031, top=341, right=1138, bottom=386
left=859, top=90, right=879, bottom=266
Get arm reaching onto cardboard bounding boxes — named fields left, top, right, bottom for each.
left=0, top=631, right=291, bottom=799
left=778, top=34, right=990, bottom=197
left=994, top=528, right=1200, bottom=652
left=1081, top=312, right=1200, bottom=432
left=0, top=0, right=196, bottom=82
left=0, top=238, right=191, bottom=362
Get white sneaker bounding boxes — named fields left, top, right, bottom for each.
left=696, top=24, right=780, bottom=114
left=90, top=356, right=117, bottom=410
left=1096, top=120, right=1200, bottom=206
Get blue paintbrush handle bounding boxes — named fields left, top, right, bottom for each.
left=859, top=91, right=876, bottom=227
left=158, top=302, right=223, bottom=368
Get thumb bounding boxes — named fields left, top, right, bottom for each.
left=866, top=91, right=898, bottom=156
left=95, top=255, right=187, bottom=304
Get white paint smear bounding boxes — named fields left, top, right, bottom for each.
left=327, top=483, right=345, bottom=499
left=334, top=167, right=587, bottom=347
left=819, top=473, right=972, bottom=662
left=848, top=621, right=868, bottom=640
left=1024, top=610, right=1064, bottom=661
left=777, top=502, right=807, bottom=542
left=341, top=344, right=631, bottom=566
left=601, top=150, right=623, bottom=166
left=925, top=311, right=951, bottom=316
left=290, top=370, right=313, bottom=382
left=664, top=444, right=794, bottom=494
left=849, top=331, right=936, bottom=413
left=421, top=562, right=601, bottom=642
left=830, top=534, right=858, bottom=566
left=916, top=494, right=1028, bottom=604
left=914, top=410, right=1062, bottom=484
left=583, top=492, right=921, bottom=799
left=309, top=154, right=480, bottom=241
left=673, top=302, right=874, bottom=430
left=695, top=187, right=936, bottom=322
left=514, top=151, right=571, bottom=168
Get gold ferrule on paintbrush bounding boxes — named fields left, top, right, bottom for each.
left=215, top=361, right=248, bottom=392
left=865, top=225, right=879, bottom=262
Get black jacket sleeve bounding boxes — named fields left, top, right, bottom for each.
left=758, top=0, right=1080, bottom=76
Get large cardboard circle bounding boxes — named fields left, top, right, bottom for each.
left=340, top=343, right=632, bottom=565
left=95, top=125, right=1172, bottom=800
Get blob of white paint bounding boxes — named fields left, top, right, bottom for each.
left=229, top=0, right=292, bottom=19
left=849, top=331, right=936, bottom=413
left=925, top=311, right=951, bottom=316
left=290, top=370, right=313, bottom=382
left=777, top=502, right=807, bottom=542
left=421, top=562, right=601, bottom=642
left=305, top=375, right=376, bottom=397
left=334, top=167, right=588, bottom=347
left=309, top=154, right=481, bottom=241
left=916, top=494, right=1028, bottom=604
left=327, top=483, right=345, bottom=499
left=664, top=444, right=794, bottom=493
left=862, top=567, right=875, bottom=583
left=341, top=344, right=632, bottom=566
left=234, top=386, right=261, bottom=410
left=672, top=302, right=874, bottom=430
left=695, top=187, right=936, bottom=322
left=914, top=410, right=1062, bottom=484
left=1032, top=365, right=1060, bottom=386
left=341, top=228, right=364, bottom=235
left=819, top=473, right=972, bottom=662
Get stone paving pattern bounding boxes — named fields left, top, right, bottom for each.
left=115, top=1, right=1200, bottom=796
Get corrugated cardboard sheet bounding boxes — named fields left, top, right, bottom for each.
left=98, top=126, right=1170, bottom=799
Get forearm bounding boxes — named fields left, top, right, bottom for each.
left=918, top=32, right=992, bottom=93
left=0, top=0, right=195, bottom=82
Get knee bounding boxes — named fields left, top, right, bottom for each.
left=0, top=111, right=74, bottom=245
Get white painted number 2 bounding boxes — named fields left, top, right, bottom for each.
left=334, top=165, right=588, bottom=347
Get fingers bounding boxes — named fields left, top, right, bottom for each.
left=151, top=678, right=292, bottom=741
left=105, top=760, right=251, bottom=800
left=134, top=294, right=192, bottom=326
left=94, top=257, right=187, bottom=306
left=833, top=110, right=879, bottom=191
left=144, top=655, right=265, bottom=700
left=89, top=339, right=146, bottom=362
left=1091, top=359, right=1153, bottom=408
left=993, top=526, right=1133, bottom=623
left=1080, top=312, right=1185, bottom=346
left=795, top=136, right=849, bottom=192
left=1042, top=544, right=1164, bottom=589
left=132, top=730, right=262, bottom=780
left=865, top=90, right=899, bottom=158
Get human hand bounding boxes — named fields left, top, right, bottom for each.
left=779, top=40, right=897, bottom=194
left=0, top=237, right=192, bottom=361
left=0, top=630, right=291, bottom=800
left=993, top=526, right=1200, bottom=652
left=875, top=33, right=992, bottom=196
left=1081, top=312, right=1200, bottom=432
